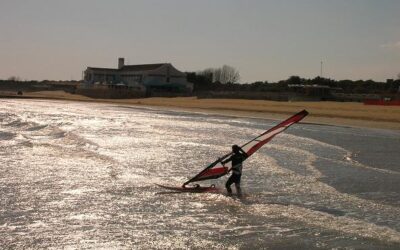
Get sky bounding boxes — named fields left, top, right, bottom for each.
left=0, top=0, right=399, bottom=83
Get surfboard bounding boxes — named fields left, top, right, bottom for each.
left=156, top=184, right=220, bottom=193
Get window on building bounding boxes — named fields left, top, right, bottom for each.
left=121, top=74, right=143, bottom=84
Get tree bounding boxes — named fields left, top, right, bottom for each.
left=8, top=76, right=21, bottom=81
left=286, top=76, right=302, bottom=85
left=198, top=65, right=240, bottom=84
left=186, top=72, right=214, bottom=91
left=198, top=68, right=214, bottom=83
left=218, top=65, right=240, bottom=84
left=397, top=72, right=400, bottom=80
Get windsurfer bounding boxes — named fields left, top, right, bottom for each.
left=222, top=145, right=248, bottom=195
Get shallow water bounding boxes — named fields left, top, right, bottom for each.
left=0, top=99, right=399, bottom=249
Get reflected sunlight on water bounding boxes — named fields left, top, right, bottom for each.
left=1, top=99, right=399, bottom=249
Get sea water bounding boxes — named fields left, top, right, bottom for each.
left=0, top=99, right=399, bottom=249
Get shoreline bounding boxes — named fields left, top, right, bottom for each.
left=1, top=91, right=400, bottom=130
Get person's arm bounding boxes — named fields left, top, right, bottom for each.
left=239, top=147, right=248, bottom=158
left=221, top=156, right=232, bottom=165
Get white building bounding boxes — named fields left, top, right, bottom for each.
left=83, top=58, right=193, bottom=93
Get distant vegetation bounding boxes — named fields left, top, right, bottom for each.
left=1, top=78, right=80, bottom=84
left=0, top=78, right=78, bottom=94
left=186, top=68, right=400, bottom=94
left=1, top=70, right=399, bottom=97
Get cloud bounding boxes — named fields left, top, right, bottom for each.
left=380, top=41, right=400, bottom=49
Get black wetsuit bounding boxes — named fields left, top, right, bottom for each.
left=223, top=151, right=247, bottom=193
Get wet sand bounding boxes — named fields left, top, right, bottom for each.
left=3, top=91, right=400, bottom=130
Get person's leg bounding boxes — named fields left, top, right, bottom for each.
left=225, top=175, right=234, bottom=194
left=234, top=175, right=242, bottom=196
left=234, top=183, right=241, bottom=196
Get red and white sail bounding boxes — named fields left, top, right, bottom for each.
left=183, top=110, right=308, bottom=187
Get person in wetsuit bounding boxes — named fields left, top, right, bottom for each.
left=221, top=144, right=248, bottom=195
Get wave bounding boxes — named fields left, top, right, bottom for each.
left=1, top=113, right=48, bottom=133
left=240, top=136, right=400, bottom=230
left=25, top=124, right=48, bottom=131
left=281, top=133, right=400, bottom=175
left=0, top=131, right=16, bottom=140
left=250, top=203, right=400, bottom=244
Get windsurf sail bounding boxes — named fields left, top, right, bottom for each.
left=182, top=110, right=308, bottom=187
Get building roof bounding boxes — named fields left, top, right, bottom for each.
left=87, top=67, right=117, bottom=72
left=121, top=63, right=165, bottom=71
left=88, top=63, right=166, bottom=72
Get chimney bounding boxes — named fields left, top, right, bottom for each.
left=118, top=57, right=125, bottom=69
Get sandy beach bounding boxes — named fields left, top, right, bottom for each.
left=3, top=90, right=400, bottom=130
